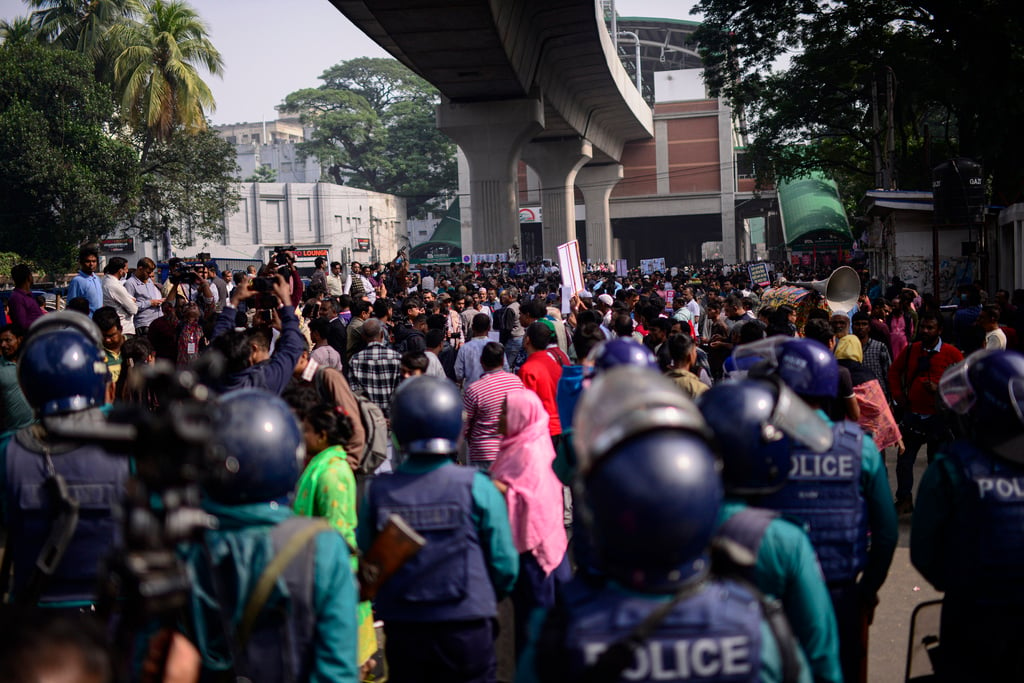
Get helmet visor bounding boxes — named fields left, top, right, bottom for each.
left=732, top=337, right=789, bottom=371
left=771, top=381, right=834, bottom=453
left=1010, top=376, right=1024, bottom=423
left=938, top=358, right=974, bottom=414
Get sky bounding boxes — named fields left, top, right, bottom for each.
left=0, top=0, right=701, bottom=125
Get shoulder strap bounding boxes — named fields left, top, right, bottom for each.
left=237, top=518, right=332, bottom=648
left=579, top=578, right=707, bottom=683
left=717, top=507, right=778, bottom=561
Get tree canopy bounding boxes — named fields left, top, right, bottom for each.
left=0, top=42, right=138, bottom=271
left=282, top=57, right=457, bottom=217
left=693, top=0, right=1024, bottom=205
left=0, top=0, right=235, bottom=269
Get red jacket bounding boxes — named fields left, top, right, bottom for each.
left=518, top=350, right=564, bottom=435
left=888, top=340, right=963, bottom=415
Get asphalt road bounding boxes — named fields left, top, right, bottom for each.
left=868, top=445, right=943, bottom=683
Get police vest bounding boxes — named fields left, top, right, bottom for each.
left=367, top=463, right=496, bottom=621
left=946, top=441, right=1024, bottom=605
left=4, top=430, right=130, bottom=605
left=556, top=577, right=763, bottom=682
left=760, top=421, right=867, bottom=584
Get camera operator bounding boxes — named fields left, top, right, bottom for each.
left=207, top=274, right=304, bottom=395
left=0, top=313, right=130, bottom=610
left=274, top=248, right=304, bottom=308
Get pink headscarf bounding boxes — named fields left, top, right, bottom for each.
left=490, top=389, right=568, bottom=575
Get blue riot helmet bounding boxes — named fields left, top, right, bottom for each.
left=204, top=389, right=304, bottom=504
left=390, top=375, right=462, bottom=456
left=585, top=338, right=657, bottom=375
left=940, top=350, right=1024, bottom=463
left=574, top=365, right=719, bottom=590
left=18, top=311, right=108, bottom=416
left=733, top=336, right=839, bottom=398
left=699, top=378, right=833, bottom=495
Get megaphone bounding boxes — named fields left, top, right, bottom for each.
left=787, top=266, right=861, bottom=314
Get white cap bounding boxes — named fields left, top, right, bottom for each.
left=598, top=294, right=614, bottom=306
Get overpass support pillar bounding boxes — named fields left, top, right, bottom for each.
left=576, top=163, right=623, bottom=265
left=521, top=137, right=592, bottom=257
left=438, top=97, right=544, bottom=255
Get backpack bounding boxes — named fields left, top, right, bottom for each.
left=313, top=368, right=389, bottom=475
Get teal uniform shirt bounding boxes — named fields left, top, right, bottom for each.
left=908, top=451, right=960, bottom=591
left=820, top=411, right=898, bottom=597
left=180, top=500, right=359, bottom=683
left=357, top=455, right=519, bottom=597
left=719, top=500, right=843, bottom=683
left=515, top=580, right=814, bottom=683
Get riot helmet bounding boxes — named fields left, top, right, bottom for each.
left=574, top=366, right=719, bottom=590
left=390, top=375, right=462, bottom=456
left=733, top=336, right=839, bottom=398
left=585, top=338, right=658, bottom=375
left=939, top=350, right=1024, bottom=463
left=18, top=311, right=108, bottom=416
left=699, top=378, right=833, bottom=495
left=204, top=389, right=304, bottom=504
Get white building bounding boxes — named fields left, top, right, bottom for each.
left=110, top=182, right=407, bottom=273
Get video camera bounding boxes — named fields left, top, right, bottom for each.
left=273, top=245, right=296, bottom=267
left=169, top=262, right=200, bottom=286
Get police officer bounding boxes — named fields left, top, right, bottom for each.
left=1, top=312, right=130, bottom=610
left=357, top=375, right=518, bottom=683
left=518, top=366, right=811, bottom=683
left=700, top=379, right=843, bottom=683
left=910, top=350, right=1024, bottom=680
left=177, top=388, right=359, bottom=682
left=740, top=337, right=898, bottom=683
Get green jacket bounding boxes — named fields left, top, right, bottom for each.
left=719, top=500, right=843, bottom=683
left=180, top=499, right=359, bottom=683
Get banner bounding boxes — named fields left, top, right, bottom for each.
left=615, top=259, right=628, bottom=277
left=557, top=240, right=584, bottom=314
left=557, top=240, right=584, bottom=295
left=640, top=258, right=666, bottom=275
left=748, top=262, right=771, bottom=288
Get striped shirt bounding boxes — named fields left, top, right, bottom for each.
left=463, top=369, right=523, bottom=465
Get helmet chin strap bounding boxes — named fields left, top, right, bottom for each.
left=993, top=431, right=1024, bottom=465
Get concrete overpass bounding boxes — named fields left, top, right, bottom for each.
left=328, top=0, right=654, bottom=260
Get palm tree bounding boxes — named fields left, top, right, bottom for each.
left=0, top=16, right=42, bottom=44
left=110, top=0, right=222, bottom=148
left=27, top=0, right=138, bottom=57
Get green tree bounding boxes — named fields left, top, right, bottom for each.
left=0, top=42, right=138, bottom=272
left=26, top=0, right=138, bottom=81
left=282, top=57, right=457, bottom=217
left=244, top=164, right=277, bottom=183
left=693, top=0, right=1024, bottom=205
left=129, top=127, right=240, bottom=249
left=110, top=0, right=223, bottom=148
left=0, top=15, right=42, bottom=44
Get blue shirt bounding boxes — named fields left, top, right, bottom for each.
left=67, top=271, right=103, bottom=313
left=455, top=335, right=509, bottom=387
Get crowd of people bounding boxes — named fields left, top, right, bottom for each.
left=1, top=243, right=1023, bottom=683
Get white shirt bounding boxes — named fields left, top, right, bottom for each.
left=102, top=274, right=139, bottom=335
left=985, top=328, right=1007, bottom=350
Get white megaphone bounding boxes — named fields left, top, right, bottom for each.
left=786, top=266, right=861, bottom=314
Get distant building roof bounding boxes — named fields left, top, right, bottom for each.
left=860, top=189, right=934, bottom=216
left=777, top=174, right=852, bottom=245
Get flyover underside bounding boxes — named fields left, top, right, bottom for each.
left=613, top=214, right=721, bottom=265
left=329, top=0, right=653, bottom=159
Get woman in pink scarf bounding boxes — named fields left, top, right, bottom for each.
left=490, top=389, right=569, bottom=655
